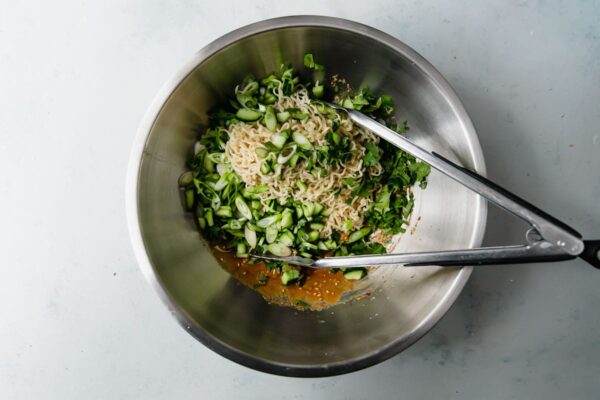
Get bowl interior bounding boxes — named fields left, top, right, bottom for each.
left=133, top=21, right=486, bottom=375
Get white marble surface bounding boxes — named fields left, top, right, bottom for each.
left=1, top=1, right=599, bottom=399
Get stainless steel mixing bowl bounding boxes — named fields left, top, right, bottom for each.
left=126, top=16, right=487, bottom=377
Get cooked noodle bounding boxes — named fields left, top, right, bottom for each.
left=225, top=89, right=382, bottom=237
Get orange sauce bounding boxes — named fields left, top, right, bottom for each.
left=212, top=248, right=355, bottom=311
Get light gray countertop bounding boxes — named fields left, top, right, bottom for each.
left=1, top=1, right=599, bottom=399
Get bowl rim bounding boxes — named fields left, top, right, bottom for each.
left=126, top=15, right=487, bottom=377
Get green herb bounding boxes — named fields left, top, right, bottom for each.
left=303, top=53, right=324, bottom=71
left=363, top=142, right=381, bottom=167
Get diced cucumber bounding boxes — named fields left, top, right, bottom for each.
left=307, top=231, right=320, bottom=242
left=313, top=203, right=324, bottom=215
left=276, top=111, right=290, bottom=123
left=281, top=268, right=300, bottom=285
left=310, top=222, right=324, bottom=231
left=236, top=242, right=248, bottom=258
left=301, top=202, right=315, bottom=219
left=343, top=268, right=366, bottom=281
left=279, top=231, right=294, bottom=246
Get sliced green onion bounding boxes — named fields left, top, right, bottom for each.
left=209, top=177, right=228, bottom=191
left=292, top=132, right=313, bottom=151
left=185, top=189, right=195, bottom=210
left=277, top=145, right=297, bottom=164
left=264, top=106, right=277, bottom=131
left=266, top=242, right=292, bottom=257
left=347, top=227, right=372, bottom=243
left=263, top=142, right=281, bottom=153
left=321, top=208, right=332, bottom=217
left=210, top=193, right=220, bottom=211
left=215, top=206, right=233, bottom=218
left=317, top=241, right=329, bottom=251
left=198, top=217, right=207, bottom=230
left=178, top=171, right=194, bottom=187
left=194, top=141, right=204, bottom=154
left=266, top=226, right=278, bottom=244
left=207, top=152, right=226, bottom=164
left=276, top=111, right=290, bottom=123
left=295, top=205, right=303, bottom=219
left=228, top=229, right=245, bottom=238
left=236, top=108, right=262, bottom=121
left=216, top=163, right=230, bottom=176
left=227, top=219, right=243, bottom=230
left=257, top=214, right=282, bottom=228
left=235, top=196, right=253, bottom=220
left=244, top=224, right=257, bottom=248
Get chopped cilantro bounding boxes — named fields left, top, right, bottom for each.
left=363, top=142, right=381, bottom=167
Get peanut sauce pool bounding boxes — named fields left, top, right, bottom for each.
left=213, top=248, right=356, bottom=310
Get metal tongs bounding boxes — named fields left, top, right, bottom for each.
left=252, top=102, right=600, bottom=269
